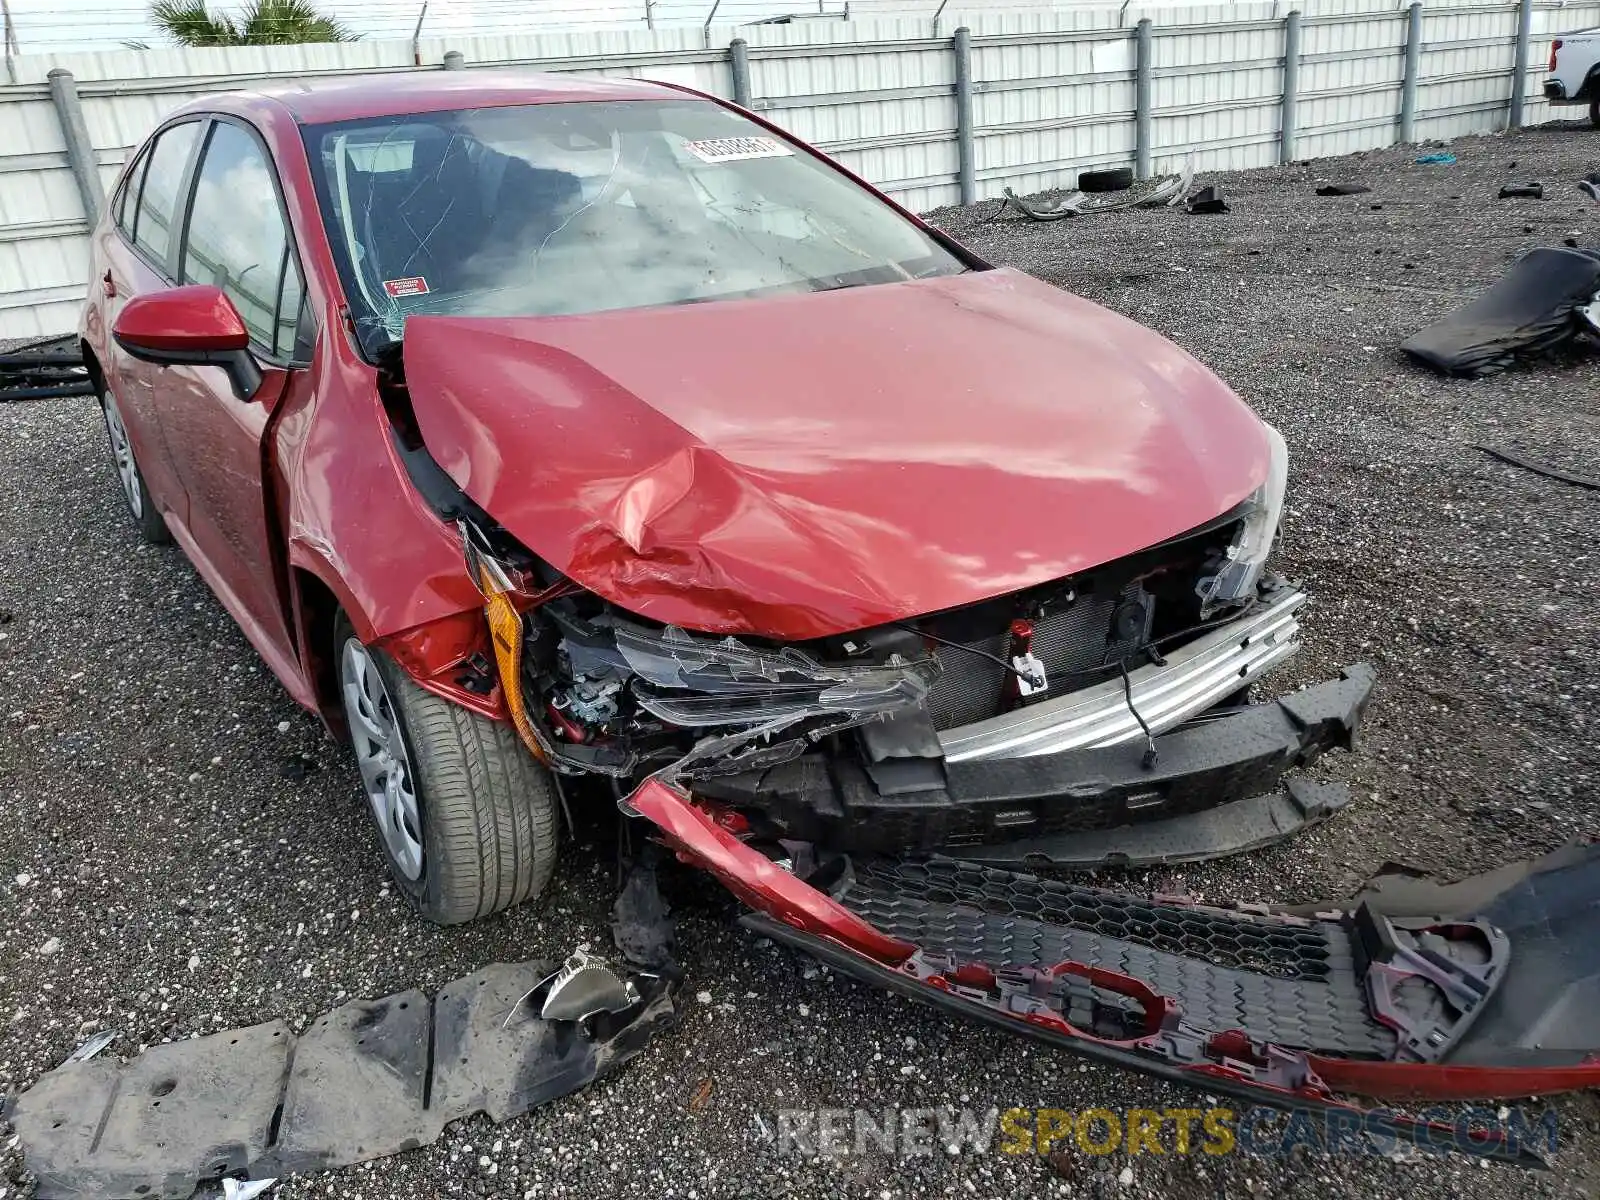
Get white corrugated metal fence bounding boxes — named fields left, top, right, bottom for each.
left=2, top=0, right=1595, bottom=337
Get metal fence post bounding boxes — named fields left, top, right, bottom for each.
left=954, top=26, right=976, bottom=206
left=1510, top=0, right=1533, bottom=127
left=1281, top=10, right=1301, bottom=164
left=1135, top=19, right=1153, bottom=181
left=1399, top=2, right=1422, bottom=142
left=47, top=69, right=103, bottom=224
left=442, top=50, right=464, bottom=69
left=729, top=38, right=752, bottom=108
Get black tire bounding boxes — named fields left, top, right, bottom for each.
left=1077, top=166, right=1134, bottom=193
left=98, top=386, right=171, bottom=545
left=1590, top=96, right=1600, bottom=129
left=337, top=616, right=561, bottom=925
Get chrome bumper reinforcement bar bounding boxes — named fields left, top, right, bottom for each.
left=938, top=588, right=1306, bottom=763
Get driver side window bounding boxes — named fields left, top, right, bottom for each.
left=181, top=120, right=307, bottom=361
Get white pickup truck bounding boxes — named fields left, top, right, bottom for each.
left=1546, top=31, right=1600, bottom=125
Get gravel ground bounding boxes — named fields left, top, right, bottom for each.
left=3, top=125, right=1599, bottom=1200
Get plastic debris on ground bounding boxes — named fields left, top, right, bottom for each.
left=1185, top=185, right=1230, bottom=214
left=64, top=1030, right=117, bottom=1064
left=1416, top=152, right=1457, bottom=165
left=1498, top=182, right=1544, bottom=199
left=991, top=157, right=1196, bottom=221
left=1315, top=182, right=1371, bottom=196
left=1399, top=246, right=1600, bottom=376
left=0, top=335, right=95, bottom=403
left=7, top=870, right=680, bottom=1200
left=221, top=1180, right=275, bottom=1200
left=1477, top=445, right=1600, bottom=491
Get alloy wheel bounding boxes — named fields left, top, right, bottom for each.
left=101, top=389, right=143, bottom=518
left=340, top=638, right=424, bottom=881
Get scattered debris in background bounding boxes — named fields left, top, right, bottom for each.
left=1416, top=152, right=1457, bottom=165
left=1185, top=185, right=1230, bottom=214
left=992, top=189, right=1071, bottom=220
left=0, top=335, right=93, bottom=402
left=993, top=159, right=1196, bottom=221
left=1316, top=182, right=1371, bottom=196
left=1400, top=246, right=1600, bottom=376
left=1499, top=182, right=1544, bottom=198
left=1477, top=444, right=1600, bottom=491
left=1580, top=170, right=1600, bottom=201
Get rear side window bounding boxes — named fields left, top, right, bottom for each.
left=132, top=121, right=202, bottom=274
left=182, top=120, right=303, bottom=359
left=114, top=150, right=150, bottom=235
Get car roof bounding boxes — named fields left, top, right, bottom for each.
left=242, top=69, right=690, bottom=125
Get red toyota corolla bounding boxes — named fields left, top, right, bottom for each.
left=81, top=71, right=1368, bottom=926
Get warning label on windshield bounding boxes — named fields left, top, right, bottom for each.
left=382, top=276, right=430, bottom=298
left=683, top=136, right=794, bottom=164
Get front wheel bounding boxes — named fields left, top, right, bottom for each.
left=1590, top=96, right=1600, bottom=128
left=337, top=620, right=561, bottom=924
left=99, top=386, right=170, bottom=544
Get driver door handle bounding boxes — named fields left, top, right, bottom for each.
left=101, top=270, right=117, bottom=298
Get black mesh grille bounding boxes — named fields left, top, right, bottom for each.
left=923, top=584, right=1149, bottom=730
left=833, top=858, right=1398, bottom=1057
left=849, top=859, right=1335, bottom=979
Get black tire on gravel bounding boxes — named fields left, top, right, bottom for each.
left=1077, top=166, right=1135, bottom=193
left=1590, top=96, right=1600, bottom=128
left=99, top=387, right=171, bottom=545
left=345, top=619, right=561, bottom=925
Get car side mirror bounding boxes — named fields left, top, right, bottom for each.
left=112, top=284, right=263, bottom=402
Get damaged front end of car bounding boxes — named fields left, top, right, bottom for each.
left=452, top=421, right=1366, bottom=873
left=376, top=302, right=1600, bottom=1164
left=437, top=478, right=1600, bottom=1160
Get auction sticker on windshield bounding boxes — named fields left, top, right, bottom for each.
left=684, top=136, right=795, bottom=163
left=383, top=276, right=431, bottom=298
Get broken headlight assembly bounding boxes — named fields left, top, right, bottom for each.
left=1196, top=422, right=1288, bottom=616
left=456, top=518, right=944, bottom=784
left=533, top=605, right=943, bottom=780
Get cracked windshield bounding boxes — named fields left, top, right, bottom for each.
left=304, top=99, right=966, bottom=354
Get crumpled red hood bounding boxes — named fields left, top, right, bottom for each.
left=403, top=268, right=1270, bottom=640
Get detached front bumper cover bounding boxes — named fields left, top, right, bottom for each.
left=626, top=780, right=1600, bottom=1168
